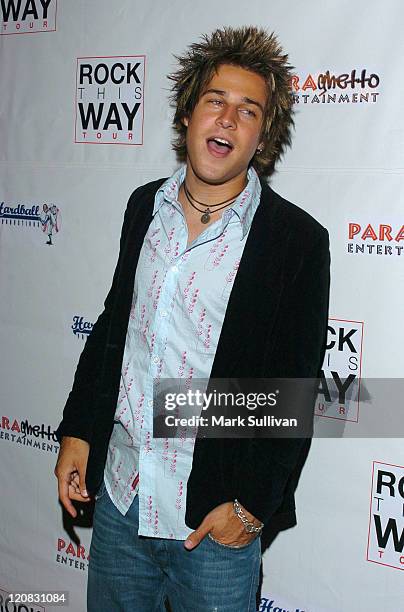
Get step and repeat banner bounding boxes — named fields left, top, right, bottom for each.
left=0, top=1, right=403, bottom=610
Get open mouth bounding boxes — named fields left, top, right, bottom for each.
left=206, top=137, right=234, bottom=157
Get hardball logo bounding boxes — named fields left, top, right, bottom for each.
left=0, top=415, right=59, bottom=454
left=72, top=315, right=93, bottom=340
left=367, top=461, right=404, bottom=571
left=291, top=68, right=380, bottom=105
left=259, top=595, right=306, bottom=612
left=0, top=201, right=61, bottom=245
left=75, top=56, right=145, bottom=145
left=316, top=318, right=363, bottom=422
left=1, top=0, right=57, bottom=35
left=56, top=538, right=89, bottom=572
left=347, top=221, right=404, bottom=257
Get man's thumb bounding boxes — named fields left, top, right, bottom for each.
left=184, top=523, right=210, bottom=550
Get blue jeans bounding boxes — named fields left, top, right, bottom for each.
left=88, top=482, right=261, bottom=611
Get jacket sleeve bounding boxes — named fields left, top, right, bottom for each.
left=237, top=226, right=331, bottom=524
left=54, top=188, right=139, bottom=444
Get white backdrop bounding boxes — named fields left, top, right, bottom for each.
left=1, top=1, right=403, bottom=611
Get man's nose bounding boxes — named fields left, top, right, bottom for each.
left=215, top=105, right=237, bottom=129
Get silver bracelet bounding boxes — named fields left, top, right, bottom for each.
left=233, top=499, right=264, bottom=534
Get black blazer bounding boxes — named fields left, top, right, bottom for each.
left=56, top=177, right=330, bottom=531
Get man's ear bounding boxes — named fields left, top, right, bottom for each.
left=181, top=116, right=189, bottom=127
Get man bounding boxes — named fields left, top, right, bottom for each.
left=55, top=26, right=330, bottom=611
left=40, top=203, right=59, bottom=245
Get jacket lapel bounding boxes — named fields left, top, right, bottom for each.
left=210, top=182, right=288, bottom=378
left=111, top=181, right=166, bottom=332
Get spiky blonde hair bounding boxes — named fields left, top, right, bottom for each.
left=168, top=26, right=294, bottom=176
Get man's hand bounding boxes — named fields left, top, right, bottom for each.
left=184, top=501, right=261, bottom=550
left=54, top=436, right=91, bottom=518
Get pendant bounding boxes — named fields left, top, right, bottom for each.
left=201, top=209, right=211, bottom=224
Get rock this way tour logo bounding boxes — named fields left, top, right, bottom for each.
left=316, top=318, right=364, bottom=422
left=347, top=220, right=404, bottom=257
left=75, top=55, right=145, bottom=145
left=1, top=0, right=57, bottom=35
left=291, top=68, right=380, bottom=105
left=0, top=201, right=61, bottom=245
left=367, top=461, right=404, bottom=571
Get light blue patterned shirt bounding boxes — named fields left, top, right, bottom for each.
left=104, top=165, right=262, bottom=539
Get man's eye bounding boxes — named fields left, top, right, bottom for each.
left=240, top=108, right=255, bottom=117
left=209, top=99, right=223, bottom=105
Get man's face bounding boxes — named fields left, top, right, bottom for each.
left=182, top=64, right=267, bottom=186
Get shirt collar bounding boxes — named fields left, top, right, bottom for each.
left=154, top=167, right=186, bottom=215
left=154, top=165, right=262, bottom=240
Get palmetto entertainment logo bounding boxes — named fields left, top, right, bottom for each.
left=56, top=537, right=90, bottom=572
left=347, top=221, right=404, bottom=257
left=0, top=414, right=59, bottom=454
left=291, top=68, right=380, bottom=105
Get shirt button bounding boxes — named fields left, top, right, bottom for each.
left=148, top=400, right=153, bottom=408
left=171, top=265, right=178, bottom=273
left=153, top=356, right=159, bottom=364
left=161, top=310, right=167, bottom=318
